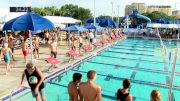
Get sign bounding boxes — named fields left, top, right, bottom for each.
left=10, top=7, right=31, bottom=12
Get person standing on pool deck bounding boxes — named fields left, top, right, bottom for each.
left=21, top=39, right=29, bottom=64
left=79, top=70, right=102, bottom=101
left=116, top=79, right=132, bottom=101
left=47, top=38, right=58, bottom=71
left=18, top=62, right=46, bottom=101
left=33, top=37, right=40, bottom=59
left=68, top=73, right=82, bottom=101
left=49, top=38, right=57, bottom=58
left=8, top=34, right=16, bottom=61
left=0, top=43, right=13, bottom=75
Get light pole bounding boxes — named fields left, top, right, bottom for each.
left=117, top=5, right=120, bottom=27
left=111, top=2, right=114, bottom=21
left=93, top=0, right=96, bottom=26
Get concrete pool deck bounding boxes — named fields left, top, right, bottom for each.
left=0, top=36, right=126, bottom=100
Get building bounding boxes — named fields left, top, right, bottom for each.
left=125, top=3, right=146, bottom=15
left=172, top=10, right=180, bottom=19
left=146, top=5, right=172, bottom=16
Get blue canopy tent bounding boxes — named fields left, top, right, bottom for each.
left=121, top=9, right=151, bottom=28
left=62, top=25, right=87, bottom=32
left=86, top=18, right=101, bottom=23
left=154, top=18, right=170, bottom=24
left=99, top=19, right=117, bottom=28
left=2, top=12, right=55, bottom=61
left=84, top=24, right=104, bottom=31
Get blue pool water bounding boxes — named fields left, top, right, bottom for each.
left=14, top=38, right=180, bottom=101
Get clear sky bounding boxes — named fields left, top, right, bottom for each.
left=0, top=0, right=180, bottom=17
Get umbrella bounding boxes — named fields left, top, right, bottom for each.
left=62, top=25, right=87, bottom=32
left=99, top=19, right=117, bottom=27
left=3, top=12, right=55, bottom=62
left=86, top=18, right=101, bottom=23
left=3, top=13, right=54, bottom=32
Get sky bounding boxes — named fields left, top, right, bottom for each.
left=0, top=0, right=180, bottom=17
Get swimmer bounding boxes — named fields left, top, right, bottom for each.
left=21, top=39, right=29, bottom=64
left=79, top=70, right=102, bottom=101
left=0, top=43, right=13, bottom=75
left=68, top=73, right=82, bottom=101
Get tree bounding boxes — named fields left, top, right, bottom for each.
left=60, top=4, right=92, bottom=23
left=142, top=11, right=177, bottom=21
left=31, top=4, right=92, bottom=23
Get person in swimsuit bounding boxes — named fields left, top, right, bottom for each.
left=49, top=38, right=57, bottom=58
left=70, top=34, right=77, bottom=51
left=78, top=35, right=83, bottom=55
left=47, top=38, right=58, bottom=72
left=18, top=62, right=46, bottom=101
left=79, top=70, right=102, bottom=101
left=150, top=90, right=161, bottom=101
left=0, top=43, right=13, bottom=75
left=21, top=39, right=29, bottom=64
left=116, top=79, right=133, bottom=101
left=68, top=73, right=82, bottom=101
left=8, top=34, right=16, bottom=61
left=33, top=37, right=40, bottom=59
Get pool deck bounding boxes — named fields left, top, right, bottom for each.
left=0, top=36, right=126, bottom=100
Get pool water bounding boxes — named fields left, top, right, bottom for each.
left=15, top=38, right=180, bottom=101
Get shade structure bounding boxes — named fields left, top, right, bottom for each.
left=99, top=19, right=117, bottom=27
left=3, top=12, right=55, bottom=32
left=84, top=24, right=104, bottom=31
left=146, top=23, right=180, bottom=28
left=62, top=25, right=87, bottom=32
left=86, top=18, right=101, bottom=23
left=154, top=18, right=170, bottom=24
left=44, top=16, right=81, bottom=24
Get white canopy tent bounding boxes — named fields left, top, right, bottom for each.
left=44, top=16, right=81, bottom=24
left=147, top=23, right=180, bottom=29
left=0, top=8, right=26, bottom=23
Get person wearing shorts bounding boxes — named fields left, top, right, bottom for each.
left=33, top=37, right=40, bottom=59
left=21, top=39, right=29, bottom=64
left=19, top=62, right=46, bottom=101
left=51, top=51, right=57, bottom=58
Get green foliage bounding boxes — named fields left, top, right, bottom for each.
left=31, top=4, right=92, bottom=23
left=142, top=11, right=177, bottom=21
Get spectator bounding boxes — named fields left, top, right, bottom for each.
left=116, top=79, right=132, bottom=101
left=79, top=70, right=102, bottom=101
left=151, top=90, right=161, bottom=101
left=68, top=73, right=82, bottom=101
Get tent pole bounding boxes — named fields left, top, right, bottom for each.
left=29, top=31, right=33, bottom=63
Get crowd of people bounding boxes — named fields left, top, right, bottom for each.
left=0, top=28, right=125, bottom=74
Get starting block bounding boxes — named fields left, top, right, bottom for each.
left=46, top=56, right=61, bottom=72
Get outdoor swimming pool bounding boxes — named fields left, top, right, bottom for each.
left=14, top=38, right=180, bottom=101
